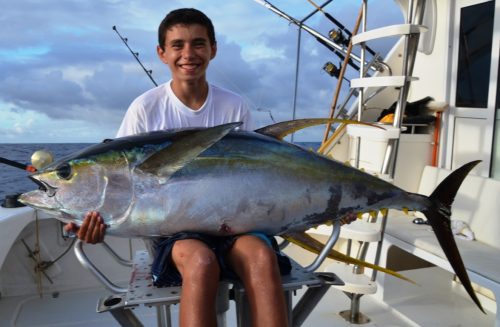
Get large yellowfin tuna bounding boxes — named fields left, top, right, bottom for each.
left=18, top=119, right=483, bottom=312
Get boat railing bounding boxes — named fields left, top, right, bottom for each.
left=73, top=239, right=130, bottom=293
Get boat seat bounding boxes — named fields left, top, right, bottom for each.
left=91, top=249, right=343, bottom=327
left=74, top=222, right=345, bottom=326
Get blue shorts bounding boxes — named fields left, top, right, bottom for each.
left=151, top=232, right=292, bottom=287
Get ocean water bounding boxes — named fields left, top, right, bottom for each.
left=0, top=143, right=92, bottom=202
left=0, top=142, right=320, bottom=202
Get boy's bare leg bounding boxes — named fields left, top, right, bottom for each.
left=172, top=239, right=220, bottom=327
left=227, top=235, right=289, bottom=327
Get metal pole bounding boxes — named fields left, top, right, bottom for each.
left=305, top=220, right=341, bottom=272
left=354, top=0, right=368, bottom=169
left=375, top=0, right=427, bottom=284
left=101, top=241, right=133, bottom=267
left=381, top=0, right=426, bottom=177
left=290, top=0, right=332, bottom=142
left=322, top=5, right=365, bottom=143
left=108, top=308, right=144, bottom=327
left=74, top=240, right=128, bottom=293
left=292, top=285, right=330, bottom=326
left=292, top=272, right=343, bottom=326
left=291, top=28, right=302, bottom=143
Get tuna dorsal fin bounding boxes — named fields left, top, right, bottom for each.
left=136, top=122, right=242, bottom=177
left=254, top=118, right=383, bottom=140
left=281, top=231, right=415, bottom=284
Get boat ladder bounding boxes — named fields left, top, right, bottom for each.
left=323, top=0, right=429, bottom=324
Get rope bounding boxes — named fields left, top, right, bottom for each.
left=34, top=210, right=43, bottom=298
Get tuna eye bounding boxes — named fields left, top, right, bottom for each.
left=56, top=163, right=72, bottom=180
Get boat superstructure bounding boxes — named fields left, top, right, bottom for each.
left=0, top=0, right=498, bottom=326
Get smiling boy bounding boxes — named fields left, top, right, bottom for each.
left=67, top=8, right=289, bottom=327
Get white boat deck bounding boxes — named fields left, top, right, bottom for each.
left=0, top=266, right=494, bottom=327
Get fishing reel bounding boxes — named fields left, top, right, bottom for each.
left=323, top=62, right=340, bottom=78
left=31, top=150, right=54, bottom=170
left=328, top=28, right=349, bottom=47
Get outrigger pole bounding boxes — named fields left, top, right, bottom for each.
left=289, top=0, right=335, bottom=142
left=112, top=26, right=158, bottom=87
left=253, top=0, right=378, bottom=72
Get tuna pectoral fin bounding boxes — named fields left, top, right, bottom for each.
left=282, top=231, right=415, bottom=284
left=136, top=122, right=242, bottom=177
left=424, top=160, right=485, bottom=313
left=255, top=118, right=384, bottom=140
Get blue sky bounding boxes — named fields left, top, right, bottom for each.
left=0, top=0, right=402, bottom=143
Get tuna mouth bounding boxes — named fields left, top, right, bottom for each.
left=29, top=176, right=57, bottom=197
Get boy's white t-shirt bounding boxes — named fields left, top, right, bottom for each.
left=116, top=81, right=252, bottom=137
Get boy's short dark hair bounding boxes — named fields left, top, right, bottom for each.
left=158, top=8, right=216, bottom=50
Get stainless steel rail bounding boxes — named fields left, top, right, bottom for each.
left=73, top=239, right=129, bottom=293
left=305, top=219, right=341, bottom=272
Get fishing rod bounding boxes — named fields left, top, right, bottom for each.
left=112, top=26, right=158, bottom=87
left=305, top=0, right=377, bottom=56
left=253, top=0, right=378, bottom=72
left=0, top=157, right=36, bottom=172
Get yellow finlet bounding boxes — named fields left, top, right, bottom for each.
left=282, top=231, right=415, bottom=284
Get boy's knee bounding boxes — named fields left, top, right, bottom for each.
left=184, top=246, right=220, bottom=279
left=190, top=246, right=218, bottom=267
left=239, top=244, right=282, bottom=290
left=248, top=243, right=278, bottom=272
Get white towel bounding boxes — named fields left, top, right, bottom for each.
left=451, top=220, right=475, bottom=241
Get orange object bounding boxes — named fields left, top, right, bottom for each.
left=26, top=165, right=37, bottom=173
left=379, top=113, right=395, bottom=124
left=431, top=112, right=441, bottom=166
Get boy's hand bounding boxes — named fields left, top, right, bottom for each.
left=64, top=211, right=106, bottom=244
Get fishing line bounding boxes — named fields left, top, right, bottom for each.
left=209, top=64, right=265, bottom=120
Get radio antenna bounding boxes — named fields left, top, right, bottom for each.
left=112, top=26, right=158, bottom=86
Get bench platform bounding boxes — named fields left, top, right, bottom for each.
left=377, top=165, right=500, bottom=327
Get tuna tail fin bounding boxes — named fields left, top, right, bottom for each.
left=282, top=231, right=415, bottom=284
left=423, top=160, right=485, bottom=313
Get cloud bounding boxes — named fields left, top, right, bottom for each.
left=0, top=0, right=402, bottom=142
